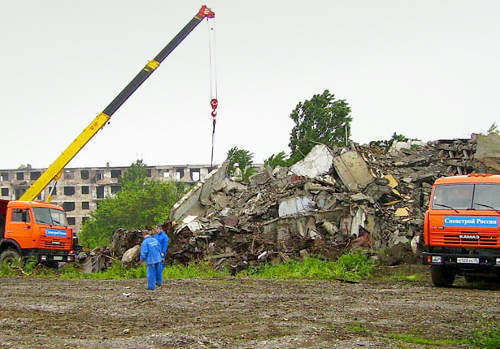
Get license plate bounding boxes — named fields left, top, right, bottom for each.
left=457, top=257, right=479, bottom=264
left=53, top=256, right=63, bottom=261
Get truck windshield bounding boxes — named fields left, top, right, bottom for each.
left=32, top=207, right=68, bottom=226
left=432, top=183, right=500, bottom=210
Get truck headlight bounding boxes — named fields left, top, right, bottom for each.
left=496, top=258, right=500, bottom=265
left=432, top=256, right=442, bottom=263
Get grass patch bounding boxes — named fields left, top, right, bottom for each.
left=388, top=333, right=467, bottom=346
left=163, top=261, right=228, bottom=278
left=237, top=251, right=374, bottom=281
left=468, top=321, right=500, bottom=349
left=347, top=324, right=369, bottom=333
left=1, top=251, right=374, bottom=282
left=389, top=325, right=500, bottom=348
left=390, top=272, right=422, bottom=282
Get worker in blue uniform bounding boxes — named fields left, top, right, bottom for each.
left=154, top=224, right=169, bottom=274
left=140, top=231, right=162, bottom=290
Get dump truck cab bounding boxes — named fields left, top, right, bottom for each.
left=0, top=199, right=76, bottom=264
left=422, top=174, right=500, bottom=286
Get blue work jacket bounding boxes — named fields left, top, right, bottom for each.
left=155, top=231, right=169, bottom=257
left=140, top=235, right=162, bottom=265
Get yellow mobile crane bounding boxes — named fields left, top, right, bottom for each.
left=0, top=6, right=216, bottom=265
left=20, top=5, right=216, bottom=202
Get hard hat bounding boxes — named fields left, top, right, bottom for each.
left=234, top=163, right=239, bottom=167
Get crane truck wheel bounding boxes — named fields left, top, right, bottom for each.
left=430, top=265, right=455, bottom=287
left=0, top=248, right=21, bottom=267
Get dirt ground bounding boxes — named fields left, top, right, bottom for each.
left=0, top=265, right=498, bottom=349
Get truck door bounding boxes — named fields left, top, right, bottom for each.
left=7, top=208, right=34, bottom=249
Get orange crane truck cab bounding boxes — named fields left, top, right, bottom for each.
left=422, top=174, right=500, bottom=287
left=0, top=199, right=76, bottom=265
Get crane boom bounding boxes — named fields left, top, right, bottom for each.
left=20, top=6, right=215, bottom=202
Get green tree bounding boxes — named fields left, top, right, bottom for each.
left=226, top=146, right=255, bottom=182
left=79, top=161, right=185, bottom=248
left=487, top=122, right=499, bottom=135
left=119, top=159, right=148, bottom=191
left=264, top=151, right=289, bottom=169
left=289, top=90, right=352, bottom=163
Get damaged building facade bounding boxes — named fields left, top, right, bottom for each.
left=0, top=164, right=215, bottom=232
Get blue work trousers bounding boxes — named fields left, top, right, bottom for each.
left=159, top=259, right=165, bottom=274
left=146, top=262, right=162, bottom=290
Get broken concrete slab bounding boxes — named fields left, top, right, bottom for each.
left=474, top=133, right=500, bottom=171
left=333, top=150, right=374, bottom=192
left=200, top=160, right=229, bottom=205
left=290, top=144, right=334, bottom=178
left=170, top=161, right=228, bottom=222
left=121, top=245, right=140, bottom=265
left=278, top=196, right=314, bottom=217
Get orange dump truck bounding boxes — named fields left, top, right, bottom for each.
left=0, top=200, right=76, bottom=265
left=422, top=174, right=500, bottom=286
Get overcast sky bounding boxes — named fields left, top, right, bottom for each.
left=0, top=0, right=498, bottom=169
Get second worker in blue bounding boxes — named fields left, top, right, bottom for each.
left=154, top=224, right=169, bottom=274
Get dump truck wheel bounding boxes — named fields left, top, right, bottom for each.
left=431, top=266, right=455, bottom=287
left=0, top=249, right=21, bottom=267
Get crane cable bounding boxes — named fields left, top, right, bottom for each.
left=207, top=16, right=218, bottom=168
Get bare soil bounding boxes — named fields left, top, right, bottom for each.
left=0, top=265, right=498, bottom=348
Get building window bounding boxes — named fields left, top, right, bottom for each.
left=1, top=172, right=9, bottom=181
left=82, top=201, right=90, bottom=210
left=80, top=170, right=89, bottom=180
left=67, top=217, right=76, bottom=225
left=111, top=185, right=120, bottom=194
left=16, top=172, right=24, bottom=180
left=30, top=171, right=41, bottom=180
left=147, top=169, right=152, bottom=177
left=96, top=186, right=105, bottom=198
left=176, top=168, right=184, bottom=180
left=63, top=202, right=75, bottom=212
left=95, top=171, right=103, bottom=181
left=81, top=186, right=89, bottom=195
left=1, top=188, right=8, bottom=196
left=64, top=186, right=75, bottom=196
left=111, top=169, right=121, bottom=178
left=63, top=170, right=74, bottom=180
left=49, top=186, right=57, bottom=196
left=190, top=169, right=201, bottom=181
left=15, top=188, right=26, bottom=199
left=82, top=216, right=89, bottom=225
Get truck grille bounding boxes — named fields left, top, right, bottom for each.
left=41, top=238, right=71, bottom=250
left=432, top=233, right=498, bottom=247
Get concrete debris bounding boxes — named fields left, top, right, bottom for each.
left=158, top=136, right=494, bottom=272
left=76, top=135, right=496, bottom=273
left=474, top=133, right=500, bottom=172
left=278, top=196, right=314, bottom=217
left=290, top=144, right=334, bottom=178
left=333, top=150, right=373, bottom=192
left=121, top=245, right=141, bottom=265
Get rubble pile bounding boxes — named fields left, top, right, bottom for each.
left=165, top=134, right=499, bottom=272
left=76, top=134, right=498, bottom=273
left=78, top=229, right=143, bottom=273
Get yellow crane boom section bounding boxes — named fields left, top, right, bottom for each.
left=19, top=113, right=110, bottom=201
